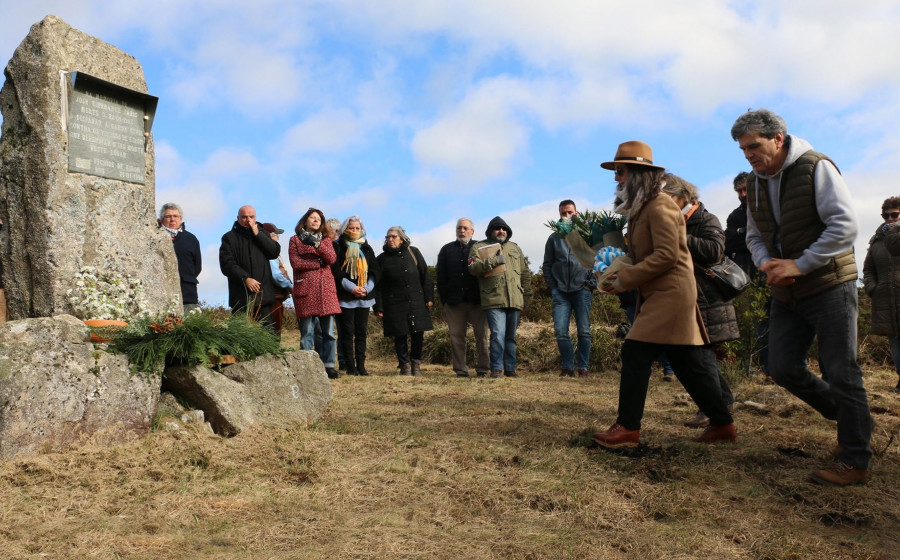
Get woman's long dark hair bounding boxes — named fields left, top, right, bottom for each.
left=295, top=208, right=327, bottom=236
left=623, top=165, right=665, bottom=221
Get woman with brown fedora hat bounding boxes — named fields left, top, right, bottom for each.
left=593, top=140, right=737, bottom=448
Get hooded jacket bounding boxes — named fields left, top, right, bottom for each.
left=468, top=216, right=533, bottom=310
left=542, top=227, right=596, bottom=293
left=219, top=221, right=281, bottom=311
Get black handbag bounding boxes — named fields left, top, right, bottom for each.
left=696, top=257, right=751, bottom=300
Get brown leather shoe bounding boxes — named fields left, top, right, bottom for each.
left=809, top=463, right=870, bottom=486
left=692, top=423, right=737, bottom=444
left=560, top=368, right=573, bottom=377
left=683, top=410, right=710, bottom=429
left=593, top=423, right=640, bottom=449
left=489, top=370, right=503, bottom=378
left=578, top=369, right=589, bottom=378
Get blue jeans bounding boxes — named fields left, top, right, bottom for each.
left=768, top=282, right=872, bottom=469
left=300, top=315, right=336, bottom=368
left=551, top=288, right=593, bottom=371
left=484, top=308, right=521, bottom=372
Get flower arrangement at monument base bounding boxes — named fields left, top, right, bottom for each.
left=105, top=310, right=283, bottom=375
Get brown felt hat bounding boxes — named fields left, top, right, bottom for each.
left=600, top=140, right=665, bottom=171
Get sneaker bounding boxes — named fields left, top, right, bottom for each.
left=692, top=423, right=737, bottom=444
left=489, top=370, right=503, bottom=378
left=683, top=410, right=710, bottom=429
left=593, top=423, right=640, bottom=449
left=577, top=369, right=589, bottom=378
left=809, top=463, right=870, bottom=486
left=560, top=368, right=573, bottom=378
left=504, top=370, right=519, bottom=378
left=662, top=372, right=674, bottom=382
left=476, top=371, right=487, bottom=378
left=325, top=367, right=340, bottom=379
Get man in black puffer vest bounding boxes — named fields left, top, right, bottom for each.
left=731, top=109, right=871, bottom=487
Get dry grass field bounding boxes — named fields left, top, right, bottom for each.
left=1, top=324, right=899, bottom=559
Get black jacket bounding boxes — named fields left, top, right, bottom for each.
left=219, top=221, right=281, bottom=311
left=686, top=204, right=740, bottom=343
left=436, top=238, right=480, bottom=305
left=374, top=242, right=434, bottom=336
left=170, top=226, right=202, bottom=305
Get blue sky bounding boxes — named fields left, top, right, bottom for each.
left=2, top=1, right=900, bottom=306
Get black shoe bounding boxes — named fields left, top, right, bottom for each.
left=347, top=369, right=359, bottom=376
left=358, top=369, right=370, bottom=376
left=476, top=372, right=487, bottom=378
left=504, top=370, right=518, bottom=378
left=456, top=371, right=470, bottom=378
left=325, top=367, right=340, bottom=379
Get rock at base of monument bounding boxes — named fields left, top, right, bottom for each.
left=0, top=315, right=161, bottom=460
left=162, top=350, right=333, bottom=437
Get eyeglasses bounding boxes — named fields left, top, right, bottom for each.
left=386, top=234, right=400, bottom=239
left=614, top=167, right=627, bottom=178
left=492, top=226, right=508, bottom=232
left=883, top=212, right=900, bottom=220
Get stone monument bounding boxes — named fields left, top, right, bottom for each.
left=0, top=15, right=180, bottom=320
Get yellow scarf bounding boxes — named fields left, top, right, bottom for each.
left=341, top=233, right=369, bottom=287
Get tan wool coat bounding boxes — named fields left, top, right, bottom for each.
left=616, top=194, right=708, bottom=346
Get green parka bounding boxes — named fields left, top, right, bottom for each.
left=468, top=216, right=533, bottom=310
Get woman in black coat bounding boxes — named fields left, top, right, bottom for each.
left=662, top=174, right=739, bottom=428
left=374, top=226, right=434, bottom=376
left=863, top=196, right=900, bottom=392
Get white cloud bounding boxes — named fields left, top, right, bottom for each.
left=282, top=109, right=362, bottom=154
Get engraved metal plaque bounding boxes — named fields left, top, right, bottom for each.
left=66, top=73, right=158, bottom=184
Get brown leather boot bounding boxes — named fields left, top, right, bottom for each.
left=399, top=362, right=411, bottom=375
left=683, top=410, right=710, bottom=429
left=411, top=359, right=423, bottom=377
left=692, top=423, right=737, bottom=444
left=593, top=423, right=640, bottom=449
left=810, top=463, right=870, bottom=486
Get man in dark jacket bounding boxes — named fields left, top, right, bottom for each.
left=724, top=171, right=756, bottom=277
left=436, top=218, right=490, bottom=378
left=159, top=202, right=202, bottom=314
left=219, top=205, right=281, bottom=326
left=542, top=200, right=595, bottom=378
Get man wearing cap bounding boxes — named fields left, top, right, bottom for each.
left=543, top=200, right=596, bottom=378
left=468, top=216, right=532, bottom=378
left=732, top=108, right=871, bottom=486
left=219, top=205, right=281, bottom=327
left=262, top=222, right=293, bottom=336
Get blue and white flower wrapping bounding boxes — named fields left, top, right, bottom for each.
left=592, top=246, right=626, bottom=274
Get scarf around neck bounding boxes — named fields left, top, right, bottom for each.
left=162, top=224, right=182, bottom=238
left=341, top=234, right=369, bottom=287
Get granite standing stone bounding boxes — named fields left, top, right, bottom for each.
left=0, top=15, right=180, bottom=320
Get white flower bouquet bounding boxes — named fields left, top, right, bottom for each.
left=66, top=266, right=151, bottom=321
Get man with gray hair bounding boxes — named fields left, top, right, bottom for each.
left=159, top=202, right=202, bottom=314
left=731, top=108, right=872, bottom=486
left=436, top=218, right=490, bottom=377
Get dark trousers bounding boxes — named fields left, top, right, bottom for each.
left=617, top=339, right=734, bottom=430
left=394, top=332, right=424, bottom=365
left=339, top=307, right=370, bottom=372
